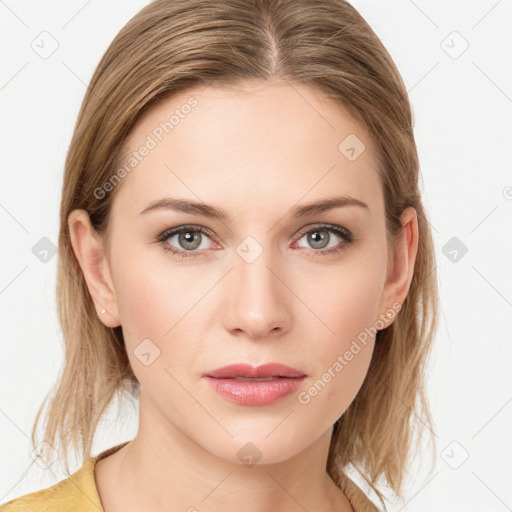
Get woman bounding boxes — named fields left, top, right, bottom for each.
left=1, top=0, right=439, bottom=510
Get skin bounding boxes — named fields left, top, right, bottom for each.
left=68, top=80, right=418, bottom=512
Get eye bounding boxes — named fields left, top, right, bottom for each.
left=155, top=225, right=216, bottom=258
left=293, top=223, right=354, bottom=256
left=155, top=223, right=355, bottom=259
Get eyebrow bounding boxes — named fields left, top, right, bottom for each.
left=139, top=195, right=369, bottom=220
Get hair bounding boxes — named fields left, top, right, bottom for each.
left=30, top=0, right=439, bottom=508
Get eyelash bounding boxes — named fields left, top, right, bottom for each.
left=155, top=223, right=355, bottom=259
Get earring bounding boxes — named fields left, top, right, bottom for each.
left=101, top=308, right=106, bottom=314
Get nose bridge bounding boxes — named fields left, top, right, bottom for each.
left=224, top=236, right=290, bottom=337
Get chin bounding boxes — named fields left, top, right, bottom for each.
left=200, top=425, right=315, bottom=467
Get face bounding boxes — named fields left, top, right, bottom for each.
left=72, top=80, right=411, bottom=465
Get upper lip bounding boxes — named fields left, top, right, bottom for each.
left=204, top=363, right=306, bottom=379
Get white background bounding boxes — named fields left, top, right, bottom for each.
left=1, top=1, right=511, bottom=510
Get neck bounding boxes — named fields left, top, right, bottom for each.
left=96, top=393, right=354, bottom=512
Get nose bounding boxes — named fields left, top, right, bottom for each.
left=222, top=246, right=292, bottom=340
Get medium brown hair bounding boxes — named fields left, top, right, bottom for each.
left=31, top=0, right=439, bottom=507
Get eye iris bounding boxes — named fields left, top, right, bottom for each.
left=179, top=230, right=201, bottom=250
left=308, top=230, right=329, bottom=249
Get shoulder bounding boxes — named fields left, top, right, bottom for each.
left=0, top=476, right=73, bottom=512
left=334, top=470, right=380, bottom=512
left=0, top=442, right=130, bottom=512
left=0, top=459, right=98, bottom=512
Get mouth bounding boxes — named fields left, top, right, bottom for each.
left=203, top=363, right=306, bottom=406
left=204, top=362, right=306, bottom=379
left=229, top=376, right=283, bottom=381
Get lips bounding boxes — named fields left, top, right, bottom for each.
left=203, top=363, right=307, bottom=406
left=204, top=363, right=306, bottom=379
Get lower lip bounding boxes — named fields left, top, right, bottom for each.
left=204, top=376, right=306, bottom=406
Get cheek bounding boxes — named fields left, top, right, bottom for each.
left=111, top=252, right=200, bottom=371
left=300, top=252, right=386, bottom=346
left=293, top=253, right=386, bottom=415
left=295, top=283, right=379, bottom=423
left=114, top=265, right=205, bottom=418
left=115, top=269, right=173, bottom=338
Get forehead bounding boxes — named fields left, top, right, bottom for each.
left=111, top=81, right=383, bottom=220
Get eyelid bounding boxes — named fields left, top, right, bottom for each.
left=156, top=224, right=217, bottom=242
left=155, top=224, right=218, bottom=250
left=294, top=222, right=354, bottom=243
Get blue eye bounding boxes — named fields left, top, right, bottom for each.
left=155, top=223, right=354, bottom=259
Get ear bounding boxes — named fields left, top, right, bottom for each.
left=376, top=206, right=419, bottom=326
left=67, top=209, right=121, bottom=328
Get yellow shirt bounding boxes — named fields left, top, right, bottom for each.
left=1, top=441, right=378, bottom=511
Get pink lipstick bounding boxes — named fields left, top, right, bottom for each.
left=203, top=363, right=306, bottom=406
